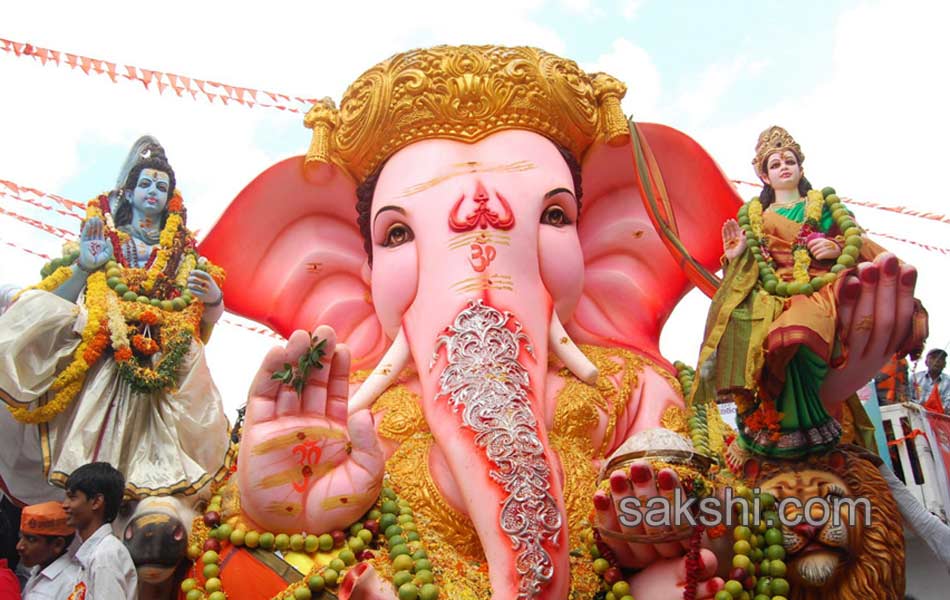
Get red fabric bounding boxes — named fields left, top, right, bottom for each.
left=179, top=545, right=290, bottom=600
left=924, top=383, right=946, bottom=414
left=925, top=412, right=950, bottom=500
left=0, top=559, right=22, bottom=600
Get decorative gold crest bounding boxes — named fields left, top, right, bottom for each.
left=304, top=45, right=630, bottom=182
left=752, top=125, right=804, bottom=178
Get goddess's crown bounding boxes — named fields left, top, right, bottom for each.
left=304, top=45, right=631, bottom=182
left=752, top=125, right=804, bottom=179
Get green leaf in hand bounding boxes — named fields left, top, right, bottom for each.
left=270, top=363, right=294, bottom=385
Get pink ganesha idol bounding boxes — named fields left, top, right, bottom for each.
left=193, top=46, right=913, bottom=600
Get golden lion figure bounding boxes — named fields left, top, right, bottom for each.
left=752, top=448, right=905, bottom=600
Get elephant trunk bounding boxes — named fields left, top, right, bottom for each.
left=403, top=293, right=570, bottom=599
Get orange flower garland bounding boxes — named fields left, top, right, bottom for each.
left=743, top=400, right=784, bottom=442
left=8, top=271, right=110, bottom=424
left=7, top=190, right=226, bottom=423
left=131, top=334, right=160, bottom=356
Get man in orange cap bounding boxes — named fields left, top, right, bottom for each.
left=16, top=500, right=79, bottom=599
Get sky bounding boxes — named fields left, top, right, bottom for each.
left=1, top=0, right=948, bottom=419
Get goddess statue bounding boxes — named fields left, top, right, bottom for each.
left=0, top=139, right=231, bottom=505
left=693, top=126, right=926, bottom=459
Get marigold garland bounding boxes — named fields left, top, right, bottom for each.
left=736, top=186, right=865, bottom=297
left=7, top=190, right=226, bottom=424
left=8, top=271, right=110, bottom=424
left=13, top=265, right=75, bottom=302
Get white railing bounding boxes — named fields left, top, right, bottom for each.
left=879, top=402, right=949, bottom=520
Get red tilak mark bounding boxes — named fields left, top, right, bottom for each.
left=448, top=184, right=515, bottom=232
left=296, top=432, right=306, bottom=440
left=469, top=243, right=497, bottom=272
left=340, top=497, right=348, bottom=504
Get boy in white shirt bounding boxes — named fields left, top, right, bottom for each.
left=16, top=500, right=80, bottom=599
left=62, top=462, right=137, bottom=600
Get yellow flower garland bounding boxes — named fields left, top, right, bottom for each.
left=12, top=266, right=74, bottom=302
left=748, top=197, right=764, bottom=238
left=8, top=272, right=109, bottom=424
left=804, top=189, right=824, bottom=221
left=792, top=248, right=811, bottom=284
left=790, top=190, right=827, bottom=284
left=176, top=253, right=197, bottom=289
left=143, top=212, right=183, bottom=293
left=739, top=186, right=861, bottom=297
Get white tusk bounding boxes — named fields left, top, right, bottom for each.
left=549, top=312, right=598, bottom=385
left=348, top=327, right=411, bottom=414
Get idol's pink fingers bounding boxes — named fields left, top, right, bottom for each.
left=846, top=262, right=880, bottom=359
left=868, top=253, right=899, bottom=358
left=891, top=266, right=918, bottom=353
left=608, top=468, right=659, bottom=567
left=836, top=274, right=860, bottom=342
left=273, top=330, right=314, bottom=418
left=324, top=344, right=352, bottom=422
left=631, top=464, right=682, bottom=559
left=299, top=325, right=337, bottom=416
left=592, top=489, right=638, bottom=566
left=247, top=329, right=309, bottom=423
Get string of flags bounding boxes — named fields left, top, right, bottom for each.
left=0, top=37, right=319, bottom=114
left=732, top=179, right=950, bottom=226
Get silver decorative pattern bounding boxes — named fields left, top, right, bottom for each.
left=433, top=299, right=561, bottom=599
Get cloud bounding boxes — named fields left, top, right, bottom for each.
left=660, top=0, right=950, bottom=362
left=0, top=0, right=568, bottom=416
left=619, top=0, right=644, bottom=20
left=673, top=57, right=767, bottom=124
left=584, top=38, right=662, bottom=121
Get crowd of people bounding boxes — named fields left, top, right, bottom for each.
left=0, top=462, right=136, bottom=600
left=875, top=348, right=950, bottom=413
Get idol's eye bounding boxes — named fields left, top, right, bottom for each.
left=823, top=483, right=847, bottom=500
left=383, top=223, right=414, bottom=247
left=138, top=179, right=151, bottom=188
left=157, top=182, right=168, bottom=192
left=541, top=205, right=572, bottom=227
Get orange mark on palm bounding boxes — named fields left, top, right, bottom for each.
left=291, top=439, right=322, bottom=493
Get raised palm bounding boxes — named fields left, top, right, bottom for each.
left=78, top=216, right=114, bottom=271
left=721, top=218, right=746, bottom=262
left=238, top=325, right=385, bottom=535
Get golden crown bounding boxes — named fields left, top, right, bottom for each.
left=752, top=125, right=804, bottom=178
left=304, top=45, right=631, bottom=182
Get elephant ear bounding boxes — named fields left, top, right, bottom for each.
left=567, top=122, right=742, bottom=363
left=199, top=157, right=387, bottom=370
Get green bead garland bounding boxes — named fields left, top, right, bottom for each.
left=738, top=186, right=864, bottom=298
left=181, top=488, right=440, bottom=600
left=715, top=488, right=791, bottom=600
left=39, top=250, right=80, bottom=278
